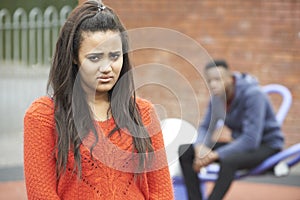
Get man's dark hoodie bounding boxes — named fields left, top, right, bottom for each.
left=195, top=72, right=284, bottom=160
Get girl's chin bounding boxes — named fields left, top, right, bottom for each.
left=95, top=85, right=113, bottom=93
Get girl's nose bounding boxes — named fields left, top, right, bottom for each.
left=99, top=61, right=112, bottom=73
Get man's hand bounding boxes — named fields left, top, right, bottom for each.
left=212, top=125, right=232, bottom=143
left=193, top=144, right=219, bottom=172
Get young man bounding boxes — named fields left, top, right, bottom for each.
left=179, top=60, right=284, bottom=200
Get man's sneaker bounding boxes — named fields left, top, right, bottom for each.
left=274, top=161, right=290, bottom=177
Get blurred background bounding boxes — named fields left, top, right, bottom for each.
left=103, top=0, right=300, bottom=148
left=0, top=0, right=300, bottom=199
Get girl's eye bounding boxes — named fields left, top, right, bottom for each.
left=110, top=53, right=121, bottom=61
left=88, top=56, right=100, bottom=62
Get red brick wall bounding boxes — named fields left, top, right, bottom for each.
left=79, top=0, right=300, bottom=147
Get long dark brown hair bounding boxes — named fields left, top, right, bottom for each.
left=47, top=0, right=153, bottom=178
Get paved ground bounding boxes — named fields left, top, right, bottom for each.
left=174, top=180, right=300, bottom=200
left=0, top=178, right=300, bottom=200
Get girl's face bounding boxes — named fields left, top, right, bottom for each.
left=78, top=30, right=123, bottom=96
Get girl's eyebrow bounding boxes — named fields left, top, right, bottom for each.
left=86, top=52, right=104, bottom=57
left=86, top=50, right=122, bottom=55
left=109, top=51, right=122, bottom=54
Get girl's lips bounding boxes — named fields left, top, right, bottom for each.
left=97, top=75, right=113, bottom=83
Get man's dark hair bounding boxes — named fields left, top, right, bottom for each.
left=205, top=59, right=229, bottom=70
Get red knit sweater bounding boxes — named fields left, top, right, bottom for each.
left=24, top=96, right=174, bottom=200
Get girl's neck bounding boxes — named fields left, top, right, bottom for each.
left=87, top=92, right=111, bottom=122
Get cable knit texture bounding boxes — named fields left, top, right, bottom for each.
left=24, top=96, right=174, bottom=200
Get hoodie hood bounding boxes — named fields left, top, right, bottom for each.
left=234, top=72, right=259, bottom=94
left=229, top=72, right=259, bottom=110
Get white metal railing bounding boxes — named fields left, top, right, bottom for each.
left=0, top=5, right=72, bottom=66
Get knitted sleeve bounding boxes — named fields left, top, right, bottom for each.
left=137, top=99, right=174, bottom=200
left=23, top=96, right=60, bottom=200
